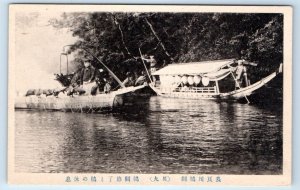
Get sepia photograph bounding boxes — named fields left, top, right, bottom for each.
left=8, top=5, right=292, bottom=185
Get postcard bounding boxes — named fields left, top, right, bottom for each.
left=8, top=4, right=292, bottom=185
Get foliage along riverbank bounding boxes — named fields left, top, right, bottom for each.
left=50, top=12, right=283, bottom=93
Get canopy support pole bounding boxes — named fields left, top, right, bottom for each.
left=215, top=80, right=220, bottom=94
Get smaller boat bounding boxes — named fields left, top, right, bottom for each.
left=15, top=85, right=147, bottom=112
left=149, top=59, right=282, bottom=103
left=14, top=47, right=147, bottom=112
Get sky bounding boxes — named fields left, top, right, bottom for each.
left=14, top=11, right=78, bottom=95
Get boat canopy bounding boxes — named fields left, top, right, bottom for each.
left=152, top=59, right=235, bottom=76
left=204, top=67, right=236, bottom=81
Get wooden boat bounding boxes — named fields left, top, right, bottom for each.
left=15, top=85, right=147, bottom=112
left=149, top=59, right=283, bottom=102
left=14, top=47, right=147, bottom=112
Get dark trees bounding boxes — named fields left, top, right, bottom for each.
left=50, top=12, right=283, bottom=81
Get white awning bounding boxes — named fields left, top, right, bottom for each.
left=152, top=59, right=235, bottom=75
left=204, top=67, right=236, bottom=81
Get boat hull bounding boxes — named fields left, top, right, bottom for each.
left=150, top=90, right=218, bottom=100
left=15, top=85, right=147, bottom=112
left=15, top=94, right=117, bottom=112
left=149, top=66, right=282, bottom=102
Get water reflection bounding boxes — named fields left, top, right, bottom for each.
left=15, top=96, right=282, bottom=174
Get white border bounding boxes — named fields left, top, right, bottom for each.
left=8, top=4, right=293, bottom=186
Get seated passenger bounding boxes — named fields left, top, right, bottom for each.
left=135, top=71, right=147, bottom=86
left=80, top=60, right=96, bottom=85
left=67, top=69, right=82, bottom=96
left=104, top=79, right=112, bottom=94
left=122, top=72, right=135, bottom=87
left=90, top=69, right=107, bottom=96
left=67, top=60, right=98, bottom=96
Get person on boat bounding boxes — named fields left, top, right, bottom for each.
left=103, top=78, right=112, bottom=94
left=80, top=60, right=96, bottom=85
left=79, top=60, right=101, bottom=95
left=90, top=69, right=109, bottom=95
left=66, top=60, right=97, bottom=96
left=149, top=55, right=157, bottom=73
left=67, top=69, right=85, bottom=96
left=70, top=70, right=82, bottom=86
left=235, top=60, right=247, bottom=88
left=122, top=72, right=135, bottom=87
left=135, top=71, right=147, bottom=86
left=142, top=55, right=157, bottom=82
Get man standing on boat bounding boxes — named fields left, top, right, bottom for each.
left=235, top=59, right=255, bottom=88
left=141, top=55, right=157, bottom=82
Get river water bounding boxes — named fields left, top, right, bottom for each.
left=15, top=96, right=282, bottom=174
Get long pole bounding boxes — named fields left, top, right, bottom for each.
left=138, top=48, right=153, bottom=83
left=81, top=48, right=125, bottom=88
left=230, top=70, right=250, bottom=104
left=62, top=45, right=125, bottom=88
